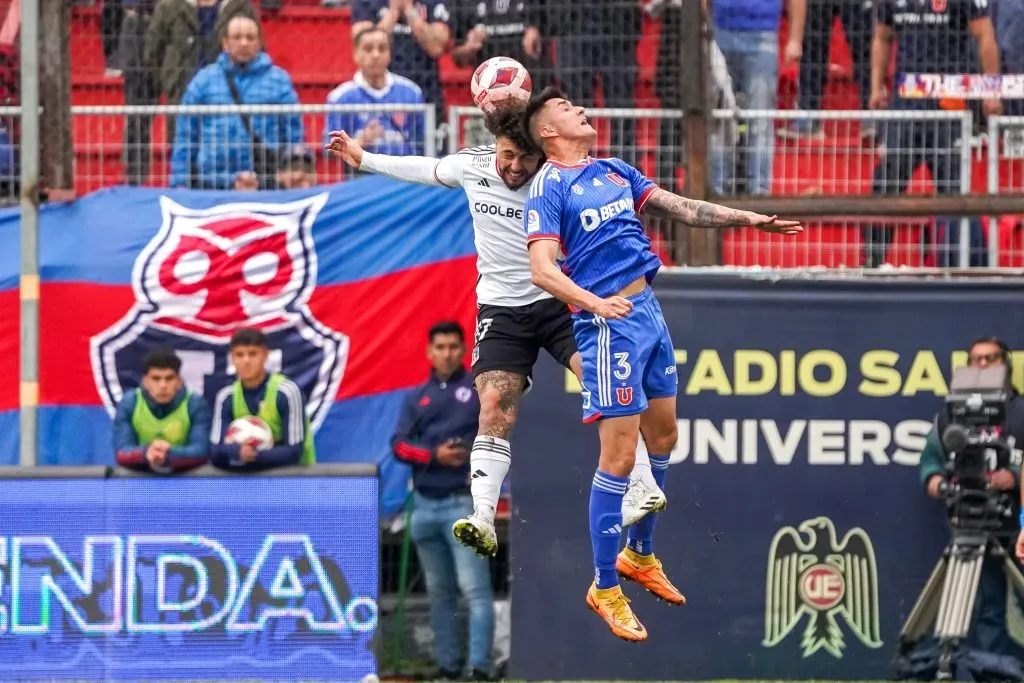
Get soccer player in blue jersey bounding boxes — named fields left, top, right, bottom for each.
left=522, top=87, right=802, bottom=641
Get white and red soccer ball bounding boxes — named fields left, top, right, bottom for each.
left=225, top=416, right=274, bottom=450
left=471, top=56, right=532, bottom=114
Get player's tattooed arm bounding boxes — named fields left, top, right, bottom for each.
left=643, top=190, right=755, bottom=227
left=475, top=371, right=525, bottom=440
left=643, top=189, right=803, bottom=234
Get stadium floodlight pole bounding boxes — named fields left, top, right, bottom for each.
left=19, top=0, right=40, bottom=467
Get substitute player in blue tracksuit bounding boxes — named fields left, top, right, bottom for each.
left=522, top=86, right=803, bottom=641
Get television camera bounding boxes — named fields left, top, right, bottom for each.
left=939, top=364, right=1016, bottom=528
left=895, top=363, right=1024, bottom=680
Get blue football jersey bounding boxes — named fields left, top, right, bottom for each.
left=524, top=157, right=662, bottom=299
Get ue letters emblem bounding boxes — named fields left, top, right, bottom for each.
left=616, top=387, right=633, bottom=405
left=90, top=195, right=349, bottom=430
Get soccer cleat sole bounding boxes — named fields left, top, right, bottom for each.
left=616, top=557, right=687, bottom=606
left=451, top=519, right=498, bottom=558
left=617, top=572, right=687, bottom=605
left=585, top=590, right=648, bottom=642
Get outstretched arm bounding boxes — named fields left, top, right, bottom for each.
left=643, top=189, right=803, bottom=234
left=325, top=130, right=462, bottom=187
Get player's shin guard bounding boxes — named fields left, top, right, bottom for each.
left=625, top=454, right=670, bottom=556
left=591, top=470, right=628, bottom=589
left=469, top=436, right=511, bottom=522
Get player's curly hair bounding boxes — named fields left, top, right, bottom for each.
left=482, top=103, right=535, bottom=155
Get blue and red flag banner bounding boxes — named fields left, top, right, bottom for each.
left=0, top=179, right=479, bottom=488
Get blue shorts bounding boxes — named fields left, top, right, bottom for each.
left=573, top=287, right=678, bottom=422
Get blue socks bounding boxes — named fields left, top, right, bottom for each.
left=626, top=454, right=670, bottom=556
left=590, top=470, right=628, bottom=589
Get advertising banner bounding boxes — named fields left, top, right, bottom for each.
left=0, top=467, right=378, bottom=681
left=510, top=273, right=1024, bottom=680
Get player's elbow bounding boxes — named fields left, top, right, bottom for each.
left=529, top=267, right=544, bottom=287
left=530, top=266, right=553, bottom=291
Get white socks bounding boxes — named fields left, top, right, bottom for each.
left=466, top=434, right=658, bottom=525
left=630, top=435, right=659, bottom=489
left=469, top=435, right=511, bottom=522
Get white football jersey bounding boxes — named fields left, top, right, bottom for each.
left=434, top=145, right=552, bottom=308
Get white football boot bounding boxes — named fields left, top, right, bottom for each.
left=622, top=478, right=667, bottom=527
left=452, top=507, right=499, bottom=557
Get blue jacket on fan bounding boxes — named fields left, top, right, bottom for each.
left=170, top=51, right=303, bottom=189
left=391, top=367, right=479, bottom=499
left=712, top=0, right=782, bottom=31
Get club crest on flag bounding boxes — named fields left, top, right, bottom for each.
left=90, top=194, right=349, bottom=430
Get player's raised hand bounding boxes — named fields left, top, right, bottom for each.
left=742, top=212, right=804, bottom=236
left=592, top=296, right=633, bottom=320
left=325, top=130, right=364, bottom=169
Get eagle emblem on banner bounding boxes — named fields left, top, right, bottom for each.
left=763, top=517, right=882, bottom=659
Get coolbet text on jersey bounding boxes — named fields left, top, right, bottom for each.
left=361, top=145, right=553, bottom=307
left=524, top=157, right=678, bottom=422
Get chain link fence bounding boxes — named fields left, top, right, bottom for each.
left=712, top=108, right=987, bottom=269
left=986, top=115, right=1024, bottom=267
left=68, top=102, right=434, bottom=192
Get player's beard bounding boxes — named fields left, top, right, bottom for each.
left=500, top=169, right=532, bottom=191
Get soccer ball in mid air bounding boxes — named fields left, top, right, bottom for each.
left=471, top=56, right=532, bottom=114
left=225, top=416, right=274, bottom=450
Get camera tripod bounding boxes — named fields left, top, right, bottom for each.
left=895, top=526, right=1024, bottom=680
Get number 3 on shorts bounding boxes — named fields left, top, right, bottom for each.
left=613, top=352, right=631, bottom=380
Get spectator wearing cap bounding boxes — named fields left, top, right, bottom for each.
left=233, top=146, right=315, bottom=189
left=324, top=27, right=426, bottom=159
left=277, top=145, right=316, bottom=189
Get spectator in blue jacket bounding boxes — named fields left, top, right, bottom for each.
left=324, top=27, right=426, bottom=159
left=113, top=348, right=211, bottom=474
left=170, top=15, right=303, bottom=190
left=391, top=321, right=494, bottom=681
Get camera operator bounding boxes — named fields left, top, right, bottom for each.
left=920, top=336, right=1023, bottom=657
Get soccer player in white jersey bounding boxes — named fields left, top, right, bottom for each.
left=325, top=108, right=667, bottom=558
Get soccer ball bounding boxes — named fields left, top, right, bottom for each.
left=225, top=416, right=274, bottom=450
left=470, top=56, right=532, bottom=114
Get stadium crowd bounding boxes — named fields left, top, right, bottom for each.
left=78, top=0, right=1024, bottom=194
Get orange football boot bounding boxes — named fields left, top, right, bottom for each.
left=585, top=583, right=648, bottom=642
left=616, top=547, right=687, bottom=605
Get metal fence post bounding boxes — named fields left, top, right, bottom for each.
left=424, top=104, right=436, bottom=159
left=957, top=111, right=972, bottom=269
left=987, top=116, right=1001, bottom=267
left=20, top=0, right=40, bottom=467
